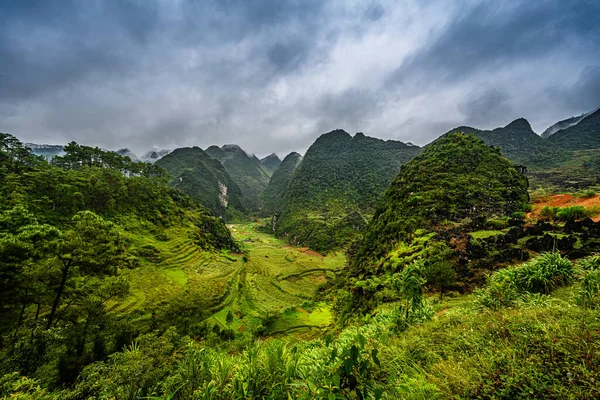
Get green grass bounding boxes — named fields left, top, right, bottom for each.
left=107, top=219, right=345, bottom=335
left=469, top=230, right=505, bottom=239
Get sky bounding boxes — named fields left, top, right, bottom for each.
left=1, top=0, right=599, bottom=157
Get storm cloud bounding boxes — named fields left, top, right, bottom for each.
left=0, top=0, right=599, bottom=156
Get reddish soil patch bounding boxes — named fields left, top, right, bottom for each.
left=529, top=194, right=600, bottom=220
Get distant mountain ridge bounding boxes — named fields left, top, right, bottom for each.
left=446, top=118, right=567, bottom=167
left=273, top=130, right=422, bottom=252
left=261, top=152, right=302, bottom=216
left=546, top=108, right=600, bottom=151
left=155, top=146, right=245, bottom=218
left=541, top=109, right=598, bottom=138
left=260, top=153, right=282, bottom=176
left=205, top=144, right=271, bottom=211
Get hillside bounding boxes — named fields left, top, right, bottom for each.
left=547, top=108, right=600, bottom=151
left=447, top=118, right=566, bottom=168
left=155, top=147, right=245, bottom=218
left=261, top=152, right=302, bottom=216
left=541, top=109, right=597, bottom=138
left=260, top=153, right=282, bottom=176
left=274, top=130, right=422, bottom=252
left=205, top=144, right=271, bottom=211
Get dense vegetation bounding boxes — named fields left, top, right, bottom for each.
left=156, top=147, right=245, bottom=218
left=4, top=119, right=600, bottom=399
left=205, top=145, right=271, bottom=211
left=447, top=118, right=567, bottom=168
left=259, top=153, right=282, bottom=176
left=260, top=152, right=302, bottom=216
left=547, top=108, right=600, bottom=151
left=0, top=134, right=238, bottom=391
left=326, top=133, right=529, bottom=317
left=274, top=130, right=421, bottom=253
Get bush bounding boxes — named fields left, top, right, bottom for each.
left=477, top=253, right=573, bottom=309
left=539, top=206, right=559, bottom=220
left=556, top=205, right=586, bottom=221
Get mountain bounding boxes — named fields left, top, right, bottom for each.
left=546, top=108, right=600, bottom=151
left=260, top=153, right=282, bottom=176
left=155, top=147, right=245, bottom=217
left=353, top=132, right=529, bottom=268
left=541, top=109, right=598, bottom=138
left=24, top=143, right=65, bottom=160
left=116, top=148, right=139, bottom=162
left=205, top=144, right=271, bottom=211
left=141, top=148, right=171, bottom=163
left=330, top=133, right=530, bottom=315
left=261, top=152, right=302, bottom=216
left=273, top=130, right=422, bottom=252
left=446, top=118, right=566, bottom=168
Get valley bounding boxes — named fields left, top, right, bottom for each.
left=109, top=220, right=345, bottom=337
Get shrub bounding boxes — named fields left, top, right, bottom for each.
left=477, top=253, right=573, bottom=309
left=556, top=205, right=586, bottom=221
left=539, top=206, right=559, bottom=220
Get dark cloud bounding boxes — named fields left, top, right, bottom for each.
left=386, top=0, right=600, bottom=86
left=0, top=0, right=599, bottom=155
left=551, top=65, right=600, bottom=113
left=459, top=89, right=514, bottom=128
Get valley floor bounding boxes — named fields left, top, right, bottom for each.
left=110, top=220, right=346, bottom=336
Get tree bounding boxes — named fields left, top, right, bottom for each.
left=226, top=310, right=234, bottom=328
left=421, top=242, right=457, bottom=301
left=46, top=211, right=124, bottom=329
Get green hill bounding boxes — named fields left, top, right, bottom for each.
left=547, top=108, right=600, bottom=151
left=155, top=147, right=245, bottom=218
left=541, top=109, right=597, bottom=138
left=274, top=130, right=422, bottom=253
left=447, top=118, right=566, bottom=168
left=259, top=153, right=282, bottom=176
left=205, top=144, right=271, bottom=211
left=352, top=132, right=529, bottom=269
left=261, top=152, right=302, bottom=216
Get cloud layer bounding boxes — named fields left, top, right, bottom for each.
left=1, top=0, right=599, bottom=156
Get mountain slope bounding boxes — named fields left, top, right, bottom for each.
left=156, top=147, right=245, bottom=217
left=352, top=132, right=529, bottom=269
left=541, top=109, right=598, bottom=138
left=205, top=144, right=271, bottom=211
left=260, top=153, right=282, bottom=176
left=274, top=130, right=422, bottom=252
left=547, top=108, right=600, bottom=151
left=261, top=152, right=302, bottom=216
left=447, top=118, right=566, bottom=168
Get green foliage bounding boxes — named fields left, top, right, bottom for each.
left=476, top=253, right=573, bottom=309
left=275, top=130, right=421, bottom=252
left=156, top=146, right=245, bottom=218
left=261, top=152, right=302, bottom=216
left=205, top=144, right=271, bottom=211
left=539, top=205, right=594, bottom=221
left=354, top=133, right=529, bottom=268
left=447, top=118, right=568, bottom=168
left=548, top=109, right=600, bottom=151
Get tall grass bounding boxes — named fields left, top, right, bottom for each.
left=477, top=253, right=573, bottom=309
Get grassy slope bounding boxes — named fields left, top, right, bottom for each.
left=107, top=220, right=345, bottom=335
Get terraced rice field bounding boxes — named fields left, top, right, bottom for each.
left=109, top=220, right=346, bottom=335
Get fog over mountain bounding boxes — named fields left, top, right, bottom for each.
left=1, top=0, right=599, bottom=155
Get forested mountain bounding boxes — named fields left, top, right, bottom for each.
left=547, top=108, right=600, bottom=151
left=330, top=133, right=530, bottom=316
left=156, top=146, right=245, bottom=218
left=205, top=144, right=271, bottom=211
left=259, top=153, right=282, bottom=176
left=541, top=108, right=598, bottom=138
left=446, top=118, right=566, bottom=167
left=0, top=133, right=237, bottom=389
left=273, top=130, right=422, bottom=252
left=260, top=151, right=302, bottom=216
